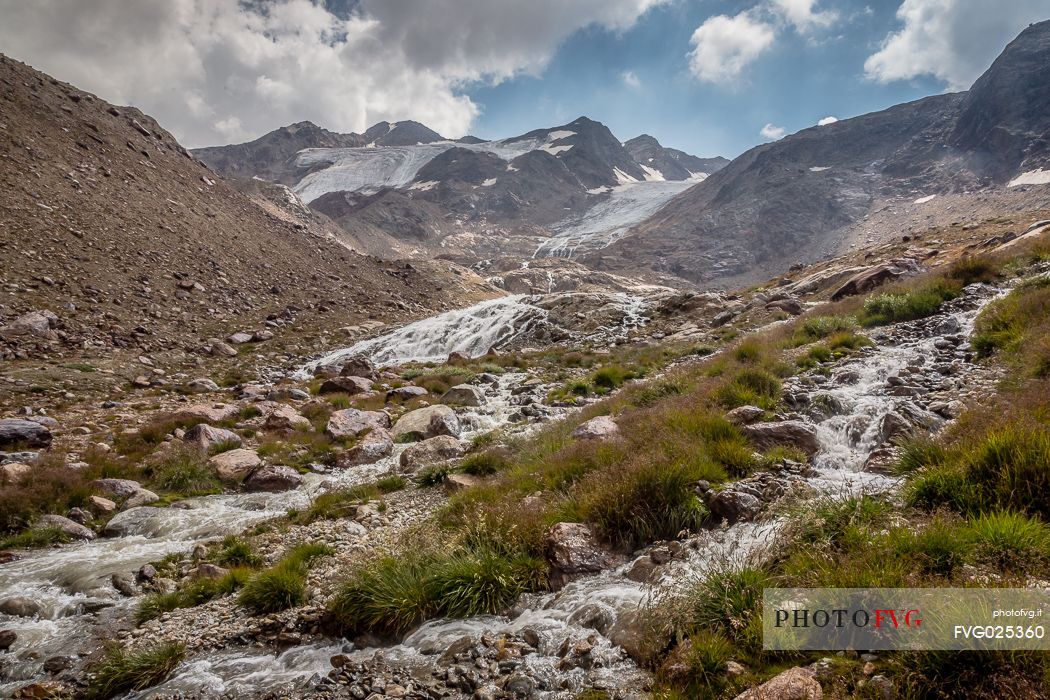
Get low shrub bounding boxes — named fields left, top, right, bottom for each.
left=146, top=447, right=222, bottom=497
left=86, top=642, right=185, bottom=699
left=858, top=280, right=959, bottom=326
left=965, top=510, right=1050, bottom=573
left=238, top=544, right=332, bottom=614
left=0, top=527, right=71, bottom=550
left=214, top=536, right=263, bottom=568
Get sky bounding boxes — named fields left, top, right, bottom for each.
left=0, top=0, right=1047, bottom=158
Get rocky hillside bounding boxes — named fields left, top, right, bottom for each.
left=0, top=55, right=496, bottom=375
left=623, top=134, right=728, bottom=180
left=597, top=20, right=1050, bottom=287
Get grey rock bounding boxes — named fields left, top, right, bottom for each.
left=399, top=435, right=464, bottom=472
left=570, top=415, right=620, bottom=440
left=325, top=409, right=391, bottom=440
left=0, top=419, right=52, bottom=448
left=0, top=596, right=43, bottom=618
left=183, top=424, right=241, bottom=452
left=392, top=405, right=460, bottom=442
left=208, top=448, right=261, bottom=482
left=36, top=514, right=95, bottom=540
left=111, top=572, right=139, bottom=597
left=725, top=405, right=765, bottom=425
left=339, top=428, right=394, bottom=467
left=742, top=421, right=820, bottom=455
left=319, top=376, right=374, bottom=395
left=386, top=386, right=428, bottom=401
left=244, top=464, right=303, bottom=492
left=0, top=629, right=16, bottom=651
left=709, top=489, right=763, bottom=524
left=440, top=384, right=486, bottom=407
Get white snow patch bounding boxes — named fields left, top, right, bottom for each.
left=408, top=180, right=440, bottom=191
left=536, top=180, right=697, bottom=259
left=547, top=130, right=576, bottom=140
left=640, top=165, right=665, bottom=182
left=1008, top=169, right=1050, bottom=187
left=914, top=194, right=937, bottom=204
left=506, top=164, right=518, bottom=172
left=480, top=178, right=498, bottom=187
left=809, top=166, right=831, bottom=172
left=540, top=143, right=574, bottom=156
left=687, top=171, right=709, bottom=181
left=613, top=167, right=638, bottom=185
left=587, top=186, right=612, bottom=195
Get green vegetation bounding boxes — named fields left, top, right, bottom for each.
left=329, top=547, right=546, bottom=637
left=857, top=279, right=960, bottom=326
left=0, top=527, right=71, bottom=550
left=145, top=447, right=222, bottom=497
left=137, top=568, right=252, bottom=624
left=238, top=543, right=332, bottom=614
left=86, top=642, right=185, bottom=699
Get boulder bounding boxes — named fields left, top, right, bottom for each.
left=766, top=298, right=804, bottom=315
left=442, top=473, right=480, bottom=493
left=0, top=461, right=31, bottom=484
left=92, top=478, right=147, bottom=499
left=392, top=405, right=461, bottom=442
left=262, top=405, right=311, bottom=432
left=544, top=522, right=608, bottom=579
left=325, top=409, right=391, bottom=440
left=208, top=339, right=238, bottom=357
left=387, top=386, right=428, bottom=401
left=339, top=355, right=376, bottom=379
left=88, top=495, right=117, bottom=513
left=123, top=489, right=159, bottom=509
left=66, top=507, right=92, bottom=525
left=0, top=419, right=52, bottom=448
left=0, top=629, right=15, bottom=651
left=36, top=514, right=95, bottom=540
left=399, top=436, right=464, bottom=472
left=607, top=608, right=666, bottom=665
left=183, top=424, right=241, bottom=452
left=726, top=405, right=765, bottom=425
left=208, top=448, right=261, bottom=482
left=194, top=563, right=229, bottom=580
left=709, top=489, right=763, bottom=524
left=168, top=403, right=240, bottom=425
left=742, top=421, right=821, bottom=455
left=440, top=384, right=486, bottom=407
left=319, top=376, right=374, bottom=395
left=102, top=507, right=166, bottom=537
left=244, top=464, right=302, bottom=492
left=339, top=428, right=394, bottom=467
left=185, top=378, right=220, bottom=393
left=0, top=310, right=58, bottom=340
left=734, top=666, right=822, bottom=700
left=227, top=332, right=254, bottom=344
left=570, top=415, right=620, bottom=441
left=831, top=260, right=918, bottom=301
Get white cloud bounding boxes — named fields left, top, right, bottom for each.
left=622, top=70, right=641, bottom=88
left=817, top=116, right=839, bottom=125
left=864, top=0, right=1048, bottom=90
left=688, top=11, right=777, bottom=84
left=760, top=123, right=787, bottom=139
left=0, top=0, right=668, bottom=147
left=771, top=0, right=837, bottom=31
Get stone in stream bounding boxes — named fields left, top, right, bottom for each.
left=392, top=405, right=461, bottom=442
left=741, top=421, right=820, bottom=455
left=339, top=428, right=394, bottom=467
left=0, top=628, right=16, bottom=651
left=208, top=448, right=261, bottom=482
left=111, top=572, right=139, bottom=597
left=570, top=415, right=620, bottom=440
left=326, top=409, right=391, bottom=440
left=399, top=435, right=465, bottom=472
left=0, top=418, right=53, bottom=448
left=35, top=514, right=95, bottom=540
left=708, top=489, right=763, bottom=524
left=339, top=355, right=376, bottom=379
left=440, top=384, right=486, bottom=407
left=0, top=596, right=43, bottom=618
left=244, top=464, right=302, bottom=492
left=183, top=424, right=241, bottom=452
left=544, top=522, right=611, bottom=588
left=734, top=666, right=822, bottom=699
left=319, top=376, right=374, bottom=395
